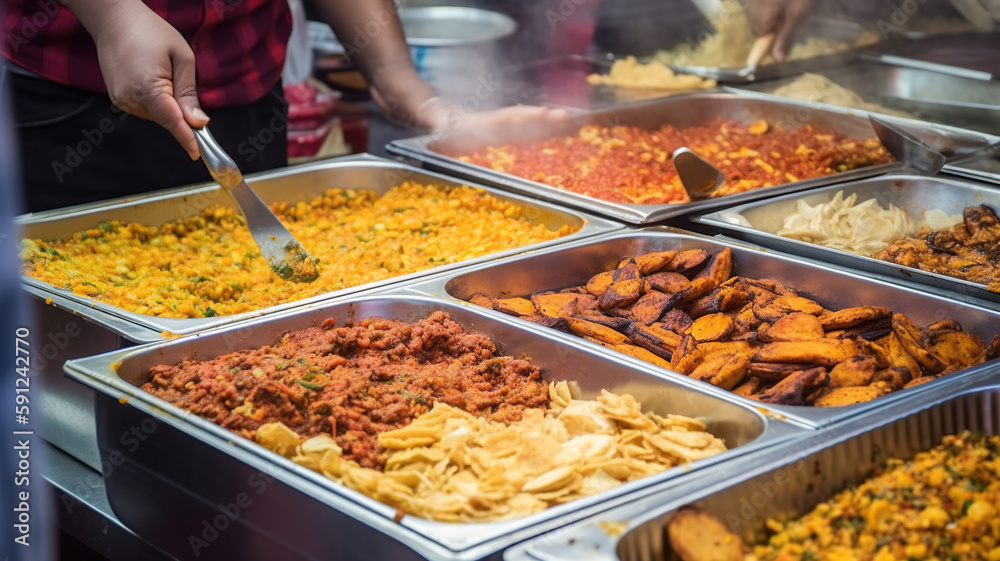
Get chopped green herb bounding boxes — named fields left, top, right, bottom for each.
left=295, top=379, right=322, bottom=390
left=203, top=307, right=218, bottom=317
left=962, top=499, right=975, bottom=515
left=98, top=221, right=114, bottom=233
left=398, top=389, right=428, bottom=405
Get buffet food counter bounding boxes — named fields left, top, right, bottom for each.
left=23, top=25, right=1000, bottom=561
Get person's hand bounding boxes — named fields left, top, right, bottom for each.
left=89, top=2, right=209, bottom=159
left=744, top=0, right=814, bottom=62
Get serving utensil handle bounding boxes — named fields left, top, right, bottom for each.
left=194, top=127, right=242, bottom=191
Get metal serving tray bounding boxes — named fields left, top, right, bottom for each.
left=62, top=295, right=801, bottom=561
left=19, top=153, right=618, bottom=343
left=505, top=376, right=1000, bottom=561
left=732, top=60, right=1000, bottom=135
left=868, top=32, right=1000, bottom=81
left=692, top=173, right=1000, bottom=306
left=388, top=92, right=908, bottom=224
left=407, top=229, right=1000, bottom=428
left=21, top=153, right=618, bottom=471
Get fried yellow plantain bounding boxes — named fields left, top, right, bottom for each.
left=613, top=259, right=641, bottom=281
left=828, top=355, right=877, bottom=387
left=496, top=297, right=536, bottom=317
left=688, top=285, right=751, bottom=318
left=753, top=339, right=860, bottom=367
left=813, top=385, right=883, bottom=407
left=598, top=278, right=643, bottom=310
left=667, top=507, right=747, bottom=561
left=874, top=332, right=923, bottom=379
left=748, top=361, right=818, bottom=382
left=644, top=272, right=692, bottom=295
left=903, top=376, right=936, bottom=389
left=687, top=313, right=735, bottom=343
left=758, top=312, right=825, bottom=342
left=891, top=313, right=946, bottom=374
left=667, top=248, right=710, bottom=275
left=676, top=277, right=718, bottom=307
left=872, top=366, right=913, bottom=391
left=468, top=292, right=498, bottom=310
left=614, top=342, right=673, bottom=369
left=532, top=292, right=587, bottom=317
left=629, top=322, right=683, bottom=352
left=688, top=346, right=751, bottom=390
left=586, top=271, right=614, bottom=296
left=755, top=367, right=828, bottom=405
left=927, top=329, right=986, bottom=371
left=521, top=315, right=570, bottom=332
left=692, top=247, right=734, bottom=287
left=633, top=250, right=677, bottom=275
left=753, top=294, right=825, bottom=323
left=660, top=309, right=694, bottom=334
left=818, top=306, right=892, bottom=330
left=630, top=291, right=678, bottom=325
left=565, top=317, right=629, bottom=345
left=732, top=377, right=763, bottom=398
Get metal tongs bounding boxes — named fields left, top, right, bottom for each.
left=868, top=115, right=1000, bottom=176
left=674, top=147, right=725, bottom=199
left=194, top=127, right=319, bottom=283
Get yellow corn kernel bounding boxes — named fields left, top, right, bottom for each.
left=919, top=506, right=950, bottom=528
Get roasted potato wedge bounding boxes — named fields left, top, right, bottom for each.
left=496, top=297, right=536, bottom=317
left=758, top=312, right=825, bottom=343
left=667, top=507, right=746, bottom=561
left=586, top=271, right=614, bottom=296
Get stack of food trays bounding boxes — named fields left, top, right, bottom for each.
left=20, top=153, right=619, bottom=469
left=387, top=93, right=907, bottom=224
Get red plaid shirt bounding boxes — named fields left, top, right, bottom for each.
left=2, top=0, right=292, bottom=108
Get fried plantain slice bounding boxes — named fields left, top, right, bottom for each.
left=496, top=297, right=536, bottom=317
left=927, top=319, right=963, bottom=333
left=927, top=330, right=986, bottom=371
left=598, top=278, right=643, bottom=310
left=667, top=248, right=710, bottom=276
left=753, top=294, right=825, bottom=323
left=573, top=313, right=633, bottom=332
left=586, top=270, right=614, bottom=296
left=532, top=292, right=588, bottom=317
left=732, top=377, right=763, bottom=398
left=644, top=272, right=692, bottom=295
left=688, top=346, right=752, bottom=390
left=729, top=302, right=761, bottom=334
left=828, top=355, right=877, bottom=387
left=753, top=339, right=860, bottom=367
left=629, top=323, right=683, bottom=352
left=825, top=316, right=893, bottom=341
left=677, top=277, right=718, bottom=308
left=670, top=333, right=699, bottom=374
left=667, top=507, right=747, bottom=561
left=875, top=332, right=923, bottom=379
left=565, top=317, right=629, bottom=345
left=693, top=247, right=734, bottom=287
left=758, top=312, right=825, bottom=342
left=755, top=367, right=828, bottom=405
left=688, top=285, right=751, bottom=318
left=748, top=362, right=818, bottom=383
left=687, top=313, right=735, bottom=343
left=818, top=306, right=892, bottom=330
left=468, top=292, right=498, bottom=310
left=630, top=291, right=678, bottom=325
left=891, top=313, right=946, bottom=374
left=633, top=250, right=677, bottom=275
left=614, top=342, right=673, bottom=369
left=988, top=335, right=1000, bottom=361
left=660, top=309, right=694, bottom=334
left=903, top=376, right=937, bottom=389
left=813, top=385, right=883, bottom=407
left=872, top=366, right=913, bottom=391
left=613, top=259, right=641, bottom=282
left=521, top=315, right=570, bottom=332
left=559, top=285, right=590, bottom=295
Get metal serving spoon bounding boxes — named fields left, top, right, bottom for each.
left=193, top=127, right=319, bottom=283
left=674, top=147, right=726, bottom=199
left=868, top=114, right=1000, bottom=175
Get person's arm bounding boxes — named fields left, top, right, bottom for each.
left=744, top=0, right=813, bottom=62
left=311, top=0, right=567, bottom=131
left=67, top=0, right=208, bottom=159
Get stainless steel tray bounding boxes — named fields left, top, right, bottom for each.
left=406, top=229, right=1000, bottom=427
left=867, top=32, right=1000, bottom=81
left=62, top=294, right=801, bottom=561
left=387, top=93, right=907, bottom=224
left=18, top=153, right=618, bottom=343
left=692, top=173, right=1000, bottom=306
left=731, top=60, right=1000, bottom=135
left=505, top=376, right=1000, bottom=561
